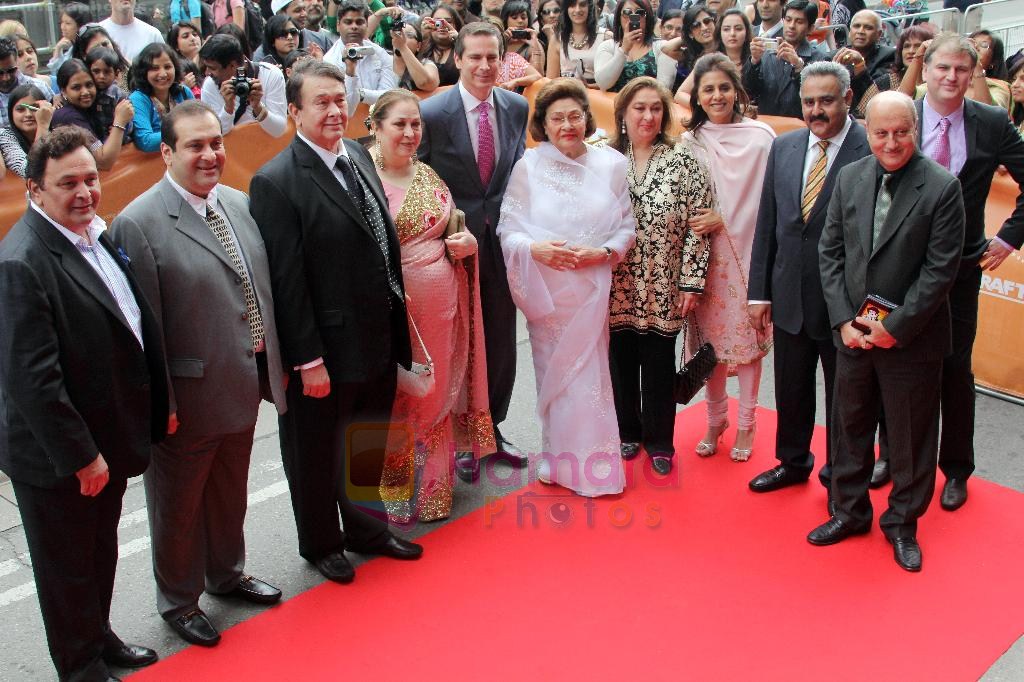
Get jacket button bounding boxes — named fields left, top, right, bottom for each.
left=242, top=313, right=248, bottom=320
left=235, top=277, right=243, bottom=285
left=140, top=383, right=149, bottom=391
left=247, top=349, right=254, bottom=358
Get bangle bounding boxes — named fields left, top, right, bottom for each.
left=111, top=123, right=127, bottom=132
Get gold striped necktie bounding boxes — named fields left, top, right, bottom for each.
left=801, top=140, right=830, bottom=222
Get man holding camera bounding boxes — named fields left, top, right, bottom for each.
left=199, top=34, right=288, bottom=138
left=323, top=0, right=396, bottom=117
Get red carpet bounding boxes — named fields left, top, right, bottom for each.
left=132, top=402, right=1024, bottom=681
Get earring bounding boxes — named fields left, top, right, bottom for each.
left=373, top=144, right=385, bottom=171
left=620, top=120, right=626, bottom=134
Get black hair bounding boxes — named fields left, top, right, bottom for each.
left=216, top=23, right=253, bottom=60
left=336, top=0, right=371, bottom=18
left=419, top=4, right=464, bottom=60
left=5, top=83, right=46, bottom=152
left=0, top=37, right=17, bottom=62
left=56, top=57, right=91, bottom=92
left=972, top=30, right=1008, bottom=81
left=611, top=0, right=655, bottom=47
left=286, top=59, right=345, bottom=107
left=61, top=2, right=94, bottom=31
left=73, top=25, right=130, bottom=73
left=715, top=8, right=752, bottom=64
left=84, top=46, right=122, bottom=72
left=161, top=99, right=221, bottom=149
left=263, top=14, right=304, bottom=60
left=783, top=0, right=818, bottom=26
left=26, top=126, right=96, bottom=187
left=167, top=21, right=201, bottom=60
left=681, top=5, right=717, bottom=70
left=130, top=42, right=185, bottom=97
left=557, top=0, right=597, bottom=58
left=199, top=33, right=245, bottom=67
left=501, top=0, right=534, bottom=28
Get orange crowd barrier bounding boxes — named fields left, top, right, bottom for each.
left=2, top=83, right=1021, bottom=399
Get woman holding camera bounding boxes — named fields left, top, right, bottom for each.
left=498, top=79, right=636, bottom=497
left=392, top=21, right=440, bottom=92
left=501, top=1, right=547, bottom=74
left=419, top=5, right=463, bottom=87
left=369, top=90, right=494, bottom=525
left=594, top=0, right=674, bottom=92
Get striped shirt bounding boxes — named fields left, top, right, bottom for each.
left=31, top=203, right=144, bottom=348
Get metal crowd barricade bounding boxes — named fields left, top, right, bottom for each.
left=878, top=7, right=963, bottom=47
left=0, top=0, right=59, bottom=60
left=962, top=0, right=1024, bottom=53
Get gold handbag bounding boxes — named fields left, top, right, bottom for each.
left=444, top=208, right=466, bottom=239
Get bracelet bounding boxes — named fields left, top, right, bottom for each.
left=111, top=123, right=127, bottom=132
left=604, top=246, right=612, bottom=260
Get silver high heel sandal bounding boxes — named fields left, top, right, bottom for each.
left=696, top=421, right=729, bottom=457
left=730, top=428, right=756, bottom=462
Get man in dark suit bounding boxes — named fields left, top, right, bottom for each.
left=418, top=21, right=530, bottom=481
left=0, top=127, right=168, bottom=681
left=913, top=34, right=1024, bottom=511
left=809, top=91, right=965, bottom=572
left=832, top=10, right=895, bottom=114
left=111, top=102, right=286, bottom=647
left=747, top=61, right=871, bottom=496
left=250, top=61, right=422, bottom=585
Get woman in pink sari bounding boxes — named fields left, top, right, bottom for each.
left=683, top=53, right=775, bottom=462
left=370, top=90, right=496, bottom=525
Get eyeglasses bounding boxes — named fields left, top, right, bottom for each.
left=0, top=66, right=18, bottom=77
left=622, top=8, right=646, bottom=17
left=541, top=7, right=560, bottom=14
left=693, top=16, right=715, bottom=27
left=547, top=111, right=585, bottom=125
left=281, top=28, right=300, bottom=37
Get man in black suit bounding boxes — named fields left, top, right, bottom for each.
left=0, top=127, right=168, bottom=681
left=913, top=34, right=1024, bottom=511
left=809, top=91, right=965, bottom=572
left=250, top=61, right=422, bottom=585
left=418, top=21, right=530, bottom=481
left=832, top=10, right=895, bottom=114
left=748, top=61, right=871, bottom=496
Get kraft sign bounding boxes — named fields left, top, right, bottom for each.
left=981, top=274, right=1024, bottom=304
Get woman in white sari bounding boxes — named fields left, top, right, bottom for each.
left=497, top=78, right=636, bottom=497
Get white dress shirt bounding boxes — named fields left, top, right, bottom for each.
left=322, top=39, right=397, bottom=117
left=800, top=115, right=853, bottom=197
left=201, top=62, right=288, bottom=137
left=458, top=81, right=501, bottom=166
left=32, top=202, right=144, bottom=347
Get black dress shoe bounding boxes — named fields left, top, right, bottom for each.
left=219, top=575, right=282, bottom=605
left=314, top=552, right=355, bottom=583
left=102, top=637, right=158, bottom=668
left=749, top=464, right=810, bottom=493
left=888, top=536, right=922, bottom=572
left=940, top=477, right=968, bottom=511
left=869, top=458, right=890, bottom=488
left=650, top=454, right=672, bottom=475
left=347, top=534, right=423, bottom=560
left=493, top=435, right=529, bottom=468
left=455, top=451, right=480, bottom=483
left=106, top=677, right=122, bottom=681
left=807, top=516, right=871, bottom=546
left=168, top=609, right=221, bottom=647
left=620, top=442, right=641, bottom=460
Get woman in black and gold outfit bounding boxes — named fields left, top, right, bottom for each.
left=608, top=76, right=712, bottom=475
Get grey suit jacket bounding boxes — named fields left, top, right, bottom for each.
left=418, top=85, right=528, bottom=240
left=111, top=177, right=286, bottom=438
left=819, top=153, right=965, bottom=360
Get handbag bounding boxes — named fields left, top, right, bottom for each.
left=396, top=304, right=435, bottom=398
left=443, top=208, right=466, bottom=264
left=674, top=314, right=717, bottom=404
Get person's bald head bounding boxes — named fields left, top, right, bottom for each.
left=866, top=91, right=918, bottom=171
left=849, top=9, right=881, bottom=51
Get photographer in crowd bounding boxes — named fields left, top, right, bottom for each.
left=200, top=34, right=288, bottom=137
left=323, top=0, right=396, bottom=116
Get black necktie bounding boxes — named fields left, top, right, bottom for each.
left=335, top=155, right=366, bottom=210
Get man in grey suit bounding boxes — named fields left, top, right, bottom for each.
left=419, top=21, right=529, bottom=481
left=808, top=92, right=965, bottom=572
left=111, top=101, right=287, bottom=647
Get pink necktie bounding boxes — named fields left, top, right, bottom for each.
left=932, top=117, right=951, bottom=171
left=477, top=101, right=495, bottom=188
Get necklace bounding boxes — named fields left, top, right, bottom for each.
left=569, top=33, right=589, bottom=49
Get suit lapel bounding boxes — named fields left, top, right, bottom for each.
left=871, top=160, right=925, bottom=258
left=292, top=138, right=371, bottom=233
left=790, top=130, right=810, bottom=217
left=489, top=88, right=515, bottom=194
left=346, top=139, right=388, bottom=214
left=807, top=121, right=867, bottom=225
left=444, top=86, right=486, bottom=193
left=851, top=159, right=877, bottom=259
left=158, top=179, right=236, bottom=274
left=961, top=100, right=978, bottom=177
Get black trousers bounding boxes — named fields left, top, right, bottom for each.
left=478, top=225, right=517, bottom=428
left=278, top=366, right=393, bottom=562
left=608, top=329, right=678, bottom=456
left=938, top=266, right=982, bottom=479
left=13, top=478, right=128, bottom=682
left=831, top=350, right=942, bottom=539
left=772, top=325, right=836, bottom=485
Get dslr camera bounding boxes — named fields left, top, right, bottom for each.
left=345, top=45, right=376, bottom=60
left=230, top=66, right=255, bottom=99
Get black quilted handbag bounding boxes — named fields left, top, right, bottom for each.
left=674, top=314, right=717, bottom=404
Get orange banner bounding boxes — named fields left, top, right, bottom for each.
left=1, top=85, right=1019, bottom=398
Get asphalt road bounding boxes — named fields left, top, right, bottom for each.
left=0, top=313, right=1021, bottom=680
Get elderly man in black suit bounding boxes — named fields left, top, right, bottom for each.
left=913, top=34, right=1024, bottom=512
left=809, top=91, right=965, bottom=572
left=0, top=126, right=168, bottom=681
left=250, top=61, right=422, bottom=585
left=832, top=10, right=895, bottom=114
left=748, top=61, right=871, bottom=498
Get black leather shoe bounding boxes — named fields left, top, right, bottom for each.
left=869, top=458, right=890, bottom=488
left=455, top=451, right=480, bottom=483
left=650, top=454, right=672, bottom=475
left=102, top=636, right=158, bottom=668
left=347, top=534, right=423, bottom=560
left=620, top=442, right=641, bottom=460
left=168, top=609, right=220, bottom=647
left=219, top=575, right=282, bottom=605
left=888, top=536, right=922, bottom=572
left=940, top=477, right=968, bottom=511
left=807, top=517, right=871, bottom=546
left=749, top=465, right=810, bottom=493
left=106, top=677, right=122, bottom=681
left=314, top=552, right=355, bottom=584
left=493, top=435, right=529, bottom=468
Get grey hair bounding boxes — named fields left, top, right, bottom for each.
left=800, top=60, right=851, bottom=97
left=865, top=90, right=917, bottom=125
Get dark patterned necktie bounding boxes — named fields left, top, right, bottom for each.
left=335, top=155, right=401, bottom=299
left=205, top=205, right=264, bottom=349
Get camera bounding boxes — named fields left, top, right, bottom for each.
left=345, top=45, right=376, bottom=60
left=392, top=18, right=405, bottom=31
left=230, top=66, right=254, bottom=99
left=762, top=37, right=779, bottom=52
left=510, top=28, right=532, bottom=40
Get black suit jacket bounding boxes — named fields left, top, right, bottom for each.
left=0, top=208, right=168, bottom=489
left=748, top=120, right=871, bottom=340
left=819, top=153, right=965, bottom=360
left=915, top=97, right=1024, bottom=266
left=249, top=137, right=411, bottom=383
left=848, top=44, right=896, bottom=106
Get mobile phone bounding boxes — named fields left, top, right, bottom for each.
left=511, top=28, right=532, bottom=39
left=628, top=16, right=641, bottom=31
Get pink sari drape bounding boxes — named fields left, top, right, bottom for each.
left=380, top=162, right=495, bottom=525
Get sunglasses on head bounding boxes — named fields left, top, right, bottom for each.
left=622, top=8, right=646, bottom=16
